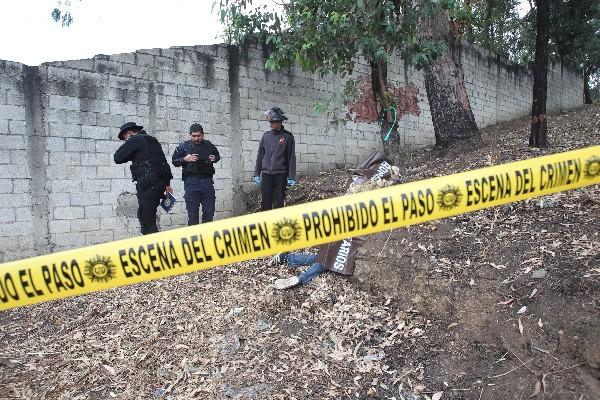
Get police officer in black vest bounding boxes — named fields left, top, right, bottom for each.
left=114, top=122, right=173, bottom=235
left=172, top=123, right=220, bottom=225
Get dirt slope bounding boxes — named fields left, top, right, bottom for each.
left=0, top=105, right=598, bottom=400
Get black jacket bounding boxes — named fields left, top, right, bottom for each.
left=114, top=132, right=172, bottom=186
left=172, top=139, right=220, bottom=179
left=254, top=128, right=296, bottom=179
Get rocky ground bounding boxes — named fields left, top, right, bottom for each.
left=0, top=105, right=599, bottom=400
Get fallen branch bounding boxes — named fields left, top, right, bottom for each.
left=545, top=363, right=584, bottom=376
left=488, top=358, right=535, bottom=379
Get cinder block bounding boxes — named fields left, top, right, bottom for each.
left=85, top=205, right=114, bottom=218
left=49, top=95, right=81, bottom=111
left=0, top=208, right=16, bottom=223
left=0, top=120, right=8, bottom=134
left=70, top=192, right=100, bottom=206
left=136, top=104, right=150, bottom=116
left=49, top=152, right=80, bottom=166
left=48, top=165, right=95, bottom=179
left=108, top=75, right=136, bottom=90
left=71, top=218, right=100, bottom=232
left=0, top=179, right=12, bottom=193
left=136, top=53, right=155, bottom=67
left=47, top=66, right=80, bottom=82
left=155, top=83, right=178, bottom=96
left=50, top=192, right=71, bottom=206
left=0, top=135, right=27, bottom=150
left=81, top=153, right=112, bottom=166
left=51, top=179, right=81, bottom=193
left=162, top=71, right=187, bottom=85
left=48, top=122, right=82, bottom=138
left=94, top=60, right=122, bottom=74
left=97, top=113, right=127, bottom=128
left=86, top=231, right=114, bottom=244
left=65, top=138, right=96, bottom=153
left=178, top=85, right=200, bottom=98
left=99, top=216, right=118, bottom=230
left=110, top=52, right=136, bottom=64
left=54, top=206, right=85, bottom=220
left=0, top=236, right=19, bottom=253
left=81, top=125, right=110, bottom=140
left=123, top=64, right=151, bottom=79
left=97, top=166, right=126, bottom=179
left=155, top=56, right=175, bottom=71
left=95, top=140, right=122, bottom=154
left=46, top=137, right=65, bottom=151
left=15, top=207, right=32, bottom=222
left=49, top=219, right=71, bottom=234
left=81, top=98, right=110, bottom=113
left=7, top=120, right=26, bottom=135
left=51, top=232, right=86, bottom=248
left=0, top=221, right=31, bottom=236
left=0, top=165, right=29, bottom=178
left=109, top=101, right=137, bottom=115
left=9, top=149, right=28, bottom=164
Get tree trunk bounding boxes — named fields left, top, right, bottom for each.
left=369, top=60, right=402, bottom=159
left=529, top=0, right=550, bottom=147
left=484, top=0, right=494, bottom=47
left=419, top=4, right=481, bottom=147
left=584, top=71, right=593, bottom=104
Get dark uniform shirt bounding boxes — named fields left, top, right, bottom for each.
left=254, top=128, right=296, bottom=179
left=114, top=132, right=173, bottom=187
left=172, top=139, right=220, bottom=180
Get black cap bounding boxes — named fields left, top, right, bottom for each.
left=118, top=122, right=143, bottom=140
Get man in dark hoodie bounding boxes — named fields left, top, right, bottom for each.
left=113, top=122, right=173, bottom=235
left=253, top=107, right=297, bottom=211
left=172, top=123, right=221, bottom=225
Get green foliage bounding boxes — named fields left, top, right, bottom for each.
left=412, top=41, right=447, bottom=70
left=460, top=0, right=600, bottom=100
left=460, top=0, right=525, bottom=60
left=215, top=0, right=449, bottom=78
left=213, top=0, right=282, bottom=45
left=215, top=0, right=462, bottom=122
left=549, top=0, right=600, bottom=83
left=51, top=1, right=77, bottom=27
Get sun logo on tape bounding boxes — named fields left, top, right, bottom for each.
left=583, top=156, right=600, bottom=179
left=436, top=185, right=463, bottom=210
left=84, top=255, right=117, bottom=283
left=272, top=218, right=301, bottom=245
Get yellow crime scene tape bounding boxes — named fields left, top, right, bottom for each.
left=0, top=146, right=598, bottom=311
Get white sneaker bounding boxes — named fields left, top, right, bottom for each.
left=274, top=276, right=301, bottom=290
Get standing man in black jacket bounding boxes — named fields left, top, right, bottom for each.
left=172, top=123, right=220, bottom=225
left=253, top=107, right=296, bottom=211
left=114, top=122, right=173, bottom=235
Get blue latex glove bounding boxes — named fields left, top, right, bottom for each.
left=253, top=176, right=261, bottom=184
left=287, top=178, right=296, bottom=186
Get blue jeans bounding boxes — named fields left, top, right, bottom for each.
left=184, top=176, right=215, bottom=225
left=286, top=253, right=326, bottom=285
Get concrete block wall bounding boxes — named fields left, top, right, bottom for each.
left=460, top=43, right=583, bottom=128
left=0, top=61, right=35, bottom=260
left=0, top=41, right=584, bottom=261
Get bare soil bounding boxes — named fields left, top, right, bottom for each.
left=0, top=105, right=598, bottom=400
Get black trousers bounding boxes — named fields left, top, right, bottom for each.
left=136, top=185, right=164, bottom=235
left=261, top=173, right=287, bottom=211
left=184, top=176, right=216, bottom=225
